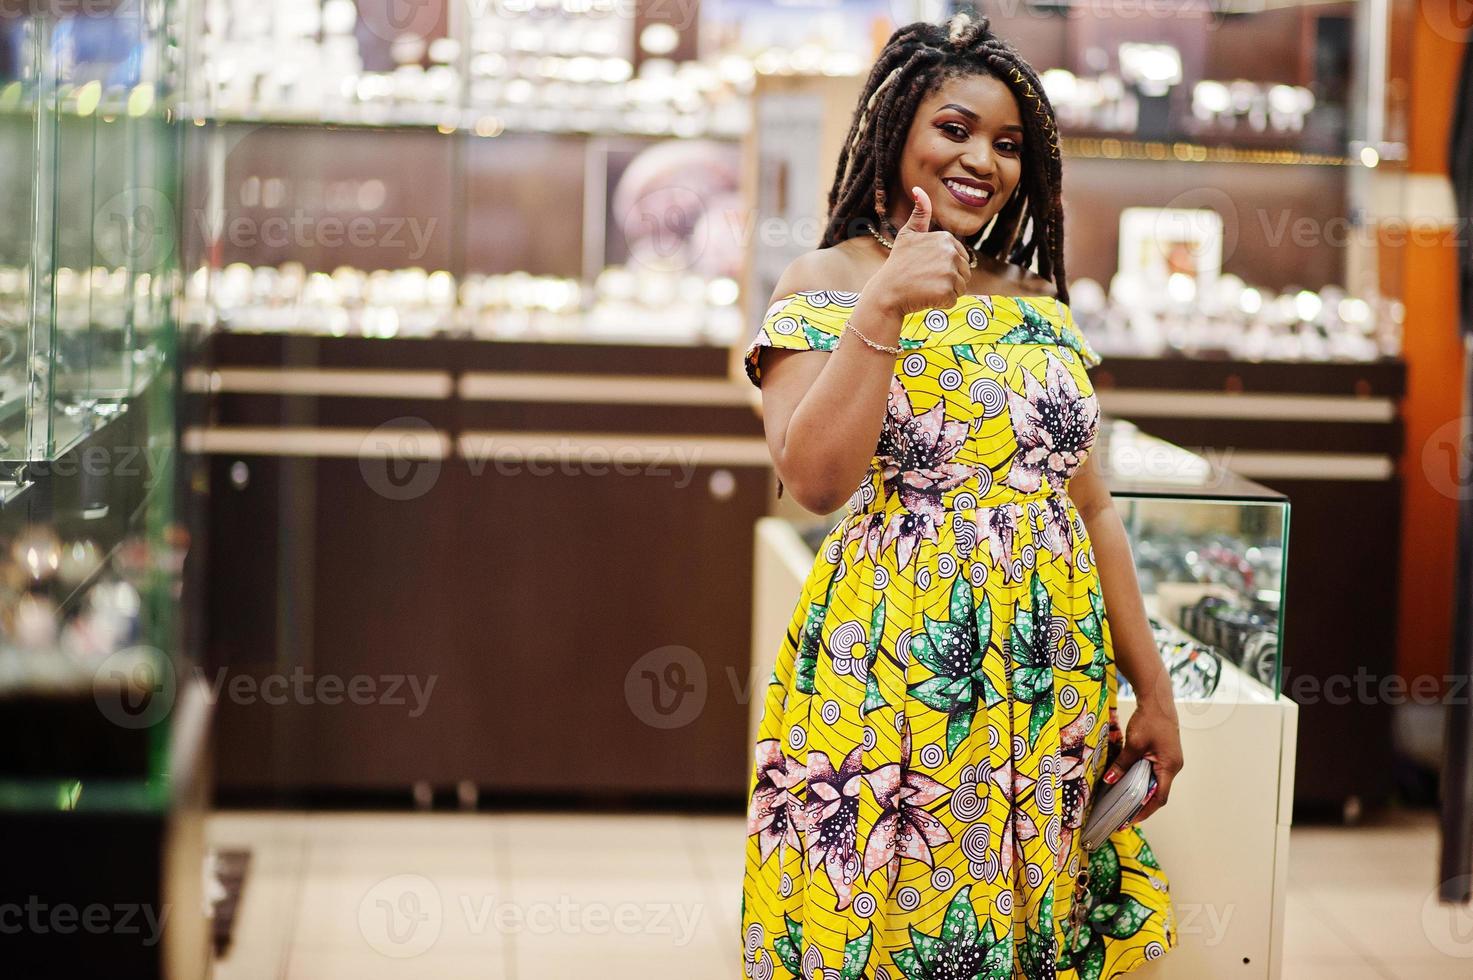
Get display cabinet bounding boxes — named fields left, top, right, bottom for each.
left=0, top=3, right=180, bottom=466
left=0, top=3, right=206, bottom=978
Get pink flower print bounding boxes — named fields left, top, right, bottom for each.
left=1004, top=352, right=1099, bottom=494
left=860, top=719, right=953, bottom=893
left=747, top=740, right=807, bottom=865
left=803, top=747, right=865, bottom=910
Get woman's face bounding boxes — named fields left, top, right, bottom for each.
left=887, top=72, right=1025, bottom=241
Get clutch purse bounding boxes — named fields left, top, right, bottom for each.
left=1081, top=758, right=1157, bottom=851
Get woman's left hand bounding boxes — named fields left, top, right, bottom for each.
left=1102, top=702, right=1184, bottom=825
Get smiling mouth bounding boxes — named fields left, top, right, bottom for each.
left=942, top=178, right=993, bottom=207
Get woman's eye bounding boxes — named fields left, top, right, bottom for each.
left=997, top=140, right=1020, bottom=153
left=940, top=123, right=968, bottom=139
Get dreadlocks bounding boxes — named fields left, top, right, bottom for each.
left=822, top=11, right=1070, bottom=304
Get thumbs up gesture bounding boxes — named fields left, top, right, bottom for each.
left=869, top=186, right=973, bottom=317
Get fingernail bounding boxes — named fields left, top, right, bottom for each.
left=911, top=186, right=920, bottom=199
left=1103, top=768, right=1119, bottom=784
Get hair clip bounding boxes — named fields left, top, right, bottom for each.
left=1008, top=66, right=1062, bottom=160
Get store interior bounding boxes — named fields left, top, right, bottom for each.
left=1, top=0, right=1471, bottom=977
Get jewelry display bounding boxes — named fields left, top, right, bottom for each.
left=1069, top=274, right=1401, bottom=362
left=183, top=262, right=744, bottom=345
left=1116, top=616, right=1225, bottom=701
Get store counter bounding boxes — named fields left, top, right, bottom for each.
left=193, top=332, right=770, bottom=802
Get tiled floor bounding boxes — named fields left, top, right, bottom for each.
left=209, top=807, right=1471, bottom=979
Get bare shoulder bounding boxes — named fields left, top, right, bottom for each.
left=767, top=240, right=872, bottom=304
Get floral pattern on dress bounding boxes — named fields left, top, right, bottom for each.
left=741, top=292, right=1174, bottom=980
left=1005, top=350, right=1100, bottom=495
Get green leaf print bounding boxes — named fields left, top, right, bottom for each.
left=909, top=675, right=967, bottom=713
left=1058, top=840, right=1161, bottom=979
left=1028, top=694, right=1055, bottom=750
left=863, top=673, right=888, bottom=715
left=795, top=570, right=840, bottom=695
left=1089, top=839, right=1123, bottom=899
left=801, top=318, right=840, bottom=351
left=1078, top=587, right=1108, bottom=650
left=1018, top=891, right=1057, bottom=980
left=905, top=578, right=997, bottom=759
left=940, top=886, right=979, bottom=944
left=1137, top=836, right=1162, bottom=870
left=893, top=887, right=1011, bottom=980
left=1009, top=573, right=1057, bottom=749
left=900, top=336, right=926, bottom=350
left=998, top=298, right=1087, bottom=358
left=950, top=575, right=975, bottom=624
left=946, top=706, right=977, bottom=758
left=861, top=599, right=889, bottom=715
left=774, top=915, right=803, bottom=974
left=1091, top=896, right=1155, bottom=940
left=839, top=925, right=875, bottom=980
left=1076, top=937, right=1106, bottom=980
left=954, top=344, right=980, bottom=365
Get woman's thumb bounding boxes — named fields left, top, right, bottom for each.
left=901, top=186, right=931, bottom=233
left=1104, top=742, right=1143, bottom=786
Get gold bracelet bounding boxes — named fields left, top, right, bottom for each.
left=845, top=321, right=902, bottom=355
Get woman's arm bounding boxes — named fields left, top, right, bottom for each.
left=1067, top=449, right=1184, bottom=822
left=755, top=188, right=972, bottom=513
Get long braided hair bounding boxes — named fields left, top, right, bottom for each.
left=824, top=11, right=1069, bottom=304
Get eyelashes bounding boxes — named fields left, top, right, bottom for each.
left=937, top=122, right=1020, bottom=154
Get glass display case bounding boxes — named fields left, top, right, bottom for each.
left=0, top=1, right=180, bottom=464
left=0, top=0, right=189, bottom=788
left=1098, top=418, right=1289, bottom=696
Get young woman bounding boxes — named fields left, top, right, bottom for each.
left=739, top=14, right=1183, bottom=980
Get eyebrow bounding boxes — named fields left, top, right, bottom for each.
left=937, top=103, right=1022, bottom=131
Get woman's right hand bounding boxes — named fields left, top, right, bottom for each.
left=867, top=186, right=973, bottom=317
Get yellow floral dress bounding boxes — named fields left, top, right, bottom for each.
left=740, top=291, right=1178, bottom=980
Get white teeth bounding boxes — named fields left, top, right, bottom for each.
left=944, top=179, right=990, bottom=204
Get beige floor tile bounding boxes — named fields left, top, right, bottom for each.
left=208, top=812, right=311, bottom=980
left=1281, top=891, right=1358, bottom=960
left=285, top=945, right=510, bottom=980
left=290, top=870, right=517, bottom=954
left=512, top=930, right=726, bottom=979
left=1369, top=954, right=1473, bottom=978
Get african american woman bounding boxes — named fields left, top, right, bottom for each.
left=739, top=13, right=1183, bottom=980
